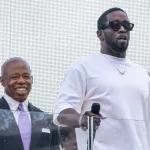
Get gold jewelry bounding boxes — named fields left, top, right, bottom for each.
left=79, top=115, right=83, bottom=127
left=116, top=66, right=126, bottom=75
left=102, top=54, right=127, bottom=75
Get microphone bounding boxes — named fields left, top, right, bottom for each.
left=88, top=103, right=100, bottom=150
left=91, top=103, right=100, bottom=140
left=91, top=103, right=100, bottom=115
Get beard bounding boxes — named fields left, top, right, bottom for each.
left=104, top=31, right=129, bottom=53
left=108, top=40, right=128, bottom=53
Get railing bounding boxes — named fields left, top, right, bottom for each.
left=0, top=110, right=149, bottom=150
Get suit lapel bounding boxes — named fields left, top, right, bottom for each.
left=8, top=114, right=24, bottom=150
left=0, top=97, right=24, bottom=150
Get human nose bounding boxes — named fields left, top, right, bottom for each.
left=17, top=76, right=26, bottom=83
left=118, top=25, right=126, bottom=33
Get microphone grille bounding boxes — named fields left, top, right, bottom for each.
left=91, top=103, right=100, bottom=115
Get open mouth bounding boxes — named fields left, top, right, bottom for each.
left=15, top=88, right=28, bottom=95
left=117, top=35, right=128, bottom=44
left=118, top=35, right=127, bottom=41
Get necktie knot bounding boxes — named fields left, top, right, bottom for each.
left=18, top=103, right=24, bottom=111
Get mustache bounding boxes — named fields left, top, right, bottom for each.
left=117, top=34, right=128, bottom=40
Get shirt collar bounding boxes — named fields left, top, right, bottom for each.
left=100, top=52, right=127, bottom=64
left=4, top=93, right=29, bottom=112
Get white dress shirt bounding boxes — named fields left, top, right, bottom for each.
left=4, top=93, right=31, bottom=125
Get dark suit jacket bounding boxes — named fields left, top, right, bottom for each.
left=0, top=97, right=60, bottom=150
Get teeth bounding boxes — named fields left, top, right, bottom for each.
left=16, top=88, right=26, bottom=91
left=120, top=37, right=126, bottom=40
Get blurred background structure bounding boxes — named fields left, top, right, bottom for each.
left=0, top=0, right=149, bottom=112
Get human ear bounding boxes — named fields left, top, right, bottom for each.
left=0, top=76, right=5, bottom=87
left=97, top=30, right=104, bottom=41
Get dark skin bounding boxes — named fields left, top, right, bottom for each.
left=58, top=108, right=101, bottom=131
left=0, top=58, right=33, bottom=102
left=60, top=126, right=78, bottom=150
left=97, top=10, right=130, bottom=58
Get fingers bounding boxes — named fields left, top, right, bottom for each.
left=81, top=126, right=88, bottom=131
left=93, top=117, right=100, bottom=130
left=80, top=114, right=88, bottom=131
left=80, top=111, right=102, bottom=131
left=84, top=111, right=101, bottom=125
left=94, top=117, right=100, bottom=126
left=85, top=111, right=97, bottom=117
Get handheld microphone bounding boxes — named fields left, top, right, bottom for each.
left=91, top=103, right=100, bottom=115
left=91, top=103, right=100, bottom=140
left=88, top=103, right=100, bottom=150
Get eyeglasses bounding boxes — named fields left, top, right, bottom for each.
left=100, top=21, right=134, bottom=31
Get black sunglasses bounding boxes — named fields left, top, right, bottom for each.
left=101, top=21, right=134, bottom=31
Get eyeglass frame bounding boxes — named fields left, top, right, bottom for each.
left=99, top=20, right=134, bottom=31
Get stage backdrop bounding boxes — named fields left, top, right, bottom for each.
left=0, top=0, right=149, bottom=112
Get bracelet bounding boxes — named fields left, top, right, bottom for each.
left=78, top=115, right=83, bottom=127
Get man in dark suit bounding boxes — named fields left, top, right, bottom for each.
left=0, top=57, right=60, bottom=150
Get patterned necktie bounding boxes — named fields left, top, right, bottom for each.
left=18, top=103, right=31, bottom=150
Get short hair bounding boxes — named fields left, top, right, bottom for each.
left=1, top=57, right=31, bottom=77
left=97, top=7, right=127, bottom=30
